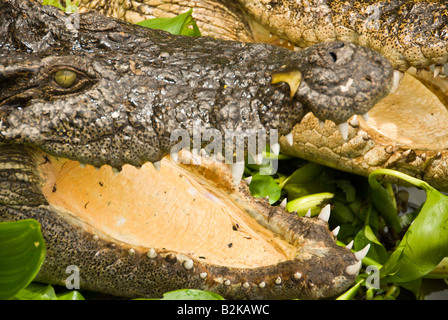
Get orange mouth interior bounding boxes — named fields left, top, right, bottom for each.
left=39, top=154, right=298, bottom=268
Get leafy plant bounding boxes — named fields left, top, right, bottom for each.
left=136, top=9, right=201, bottom=37
left=0, top=220, right=46, bottom=299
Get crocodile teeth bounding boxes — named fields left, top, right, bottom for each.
left=332, top=226, right=340, bottom=237
left=391, top=70, right=404, bottom=93
left=318, top=204, right=331, bottom=222
left=230, top=160, right=245, bottom=185
left=153, top=161, right=161, bottom=171
left=244, top=176, right=252, bottom=185
left=345, top=260, right=362, bottom=275
left=305, top=209, right=312, bottom=217
left=361, top=112, right=369, bottom=122
left=355, top=244, right=371, bottom=261
left=280, top=198, right=287, bottom=208
left=285, top=132, right=294, bottom=146
left=251, top=152, right=263, bottom=165
left=434, top=65, right=443, bottom=78
left=271, top=70, right=302, bottom=98
left=345, top=240, right=354, bottom=250
left=270, top=142, right=280, bottom=155
left=337, top=122, right=349, bottom=141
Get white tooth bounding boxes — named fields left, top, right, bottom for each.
left=293, top=46, right=301, bottom=52
left=361, top=112, right=369, bottom=122
left=349, top=115, right=358, bottom=127
left=332, top=226, right=340, bottom=237
left=153, top=161, right=161, bottom=171
left=319, top=120, right=325, bottom=128
left=345, top=240, right=354, bottom=250
left=271, top=142, right=280, bottom=155
left=345, top=260, right=362, bottom=275
left=285, top=132, right=294, bottom=146
left=280, top=198, right=287, bottom=208
left=279, top=39, right=285, bottom=44
left=318, top=204, right=331, bottom=222
left=391, top=70, right=404, bottom=93
left=305, top=208, right=312, bottom=217
left=171, top=152, right=179, bottom=163
left=230, top=161, right=245, bottom=185
left=112, top=167, right=120, bottom=175
left=354, top=244, right=370, bottom=261
left=252, top=152, right=263, bottom=165
left=244, top=176, right=252, bottom=185
left=337, top=122, right=349, bottom=141
left=434, top=65, right=443, bottom=78
left=80, top=163, right=86, bottom=168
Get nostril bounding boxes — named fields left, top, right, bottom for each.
left=364, top=75, right=372, bottom=82
left=329, top=51, right=337, bottom=63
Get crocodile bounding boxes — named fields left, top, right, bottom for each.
left=0, top=0, right=393, bottom=299
left=79, top=0, right=448, bottom=192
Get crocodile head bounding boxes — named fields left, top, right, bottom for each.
left=0, top=0, right=391, bottom=299
left=80, top=0, right=448, bottom=191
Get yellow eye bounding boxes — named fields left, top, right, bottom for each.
left=54, top=69, right=77, bottom=88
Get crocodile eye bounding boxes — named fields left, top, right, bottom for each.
left=54, top=69, right=77, bottom=88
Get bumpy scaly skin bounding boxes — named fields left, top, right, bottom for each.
left=79, top=0, right=448, bottom=192
left=0, top=0, right=392, bottom=169
left=0, top=0, right=391, bottom=299
left=80, top=0, right=448, bottom=71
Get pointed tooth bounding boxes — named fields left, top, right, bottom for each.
left=244, top=176, right=252, bottom=185
left=252, top=152, right=263, bottom=165
left=271, top=70, right=302, bottom=98
left=305, top=208, right=311, bottom=217
left=345, top=240, right=354, bottom=250
left=230, top=161, right=245, bottom=185
left=349, top=115, right=359, bottom=127
left=318, top=204, right=331, bottom=222
left=79, top=162, right=86, bottom=168
left=354, top=244, right=370, bottom=261
left=285, top=132, right=294, bottom=146
left=391, top=70, right=404, bottom=93
left=337, top=122, right=349, bottom=141
left=112, top=167, right=121, bottom=175
left=346, top=260, right=362, bottom=275
left=280, top=198, right=287, bottom=209
left=332, top=226, right=340, bottom=237
left=434, top=65, right=443, bottom=78
left=319, top=120, right=325, bottom=128
left=270, top=142, right=280, bottom=155
left=153, top=161, right=161, bottom=171
left=345, top=260, right=362, bottom=275
left=361, top=112, right=369, bottom=122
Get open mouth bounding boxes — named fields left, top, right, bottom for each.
left=38, top=151, right=300, bottom=269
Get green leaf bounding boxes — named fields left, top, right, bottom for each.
left=42, top=0, right=64, bottom=10
left=369, top=169, right=448, bottom=283
left=0, top=220, right=46, bottom=300
left=136, top=9, right=201, bottom=37
left=249, top=173, right=282, bottom=204
left=143, top=289, right=224, bottom=300
left=285, top=192, right=334, bottom=216
left=57, top=290, right=85, bottom=300
left=280, top=162, right=323, bottom=187
left=354, top=225, right=388, bottom=264
left=13, top=283, right=57, bottom=300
